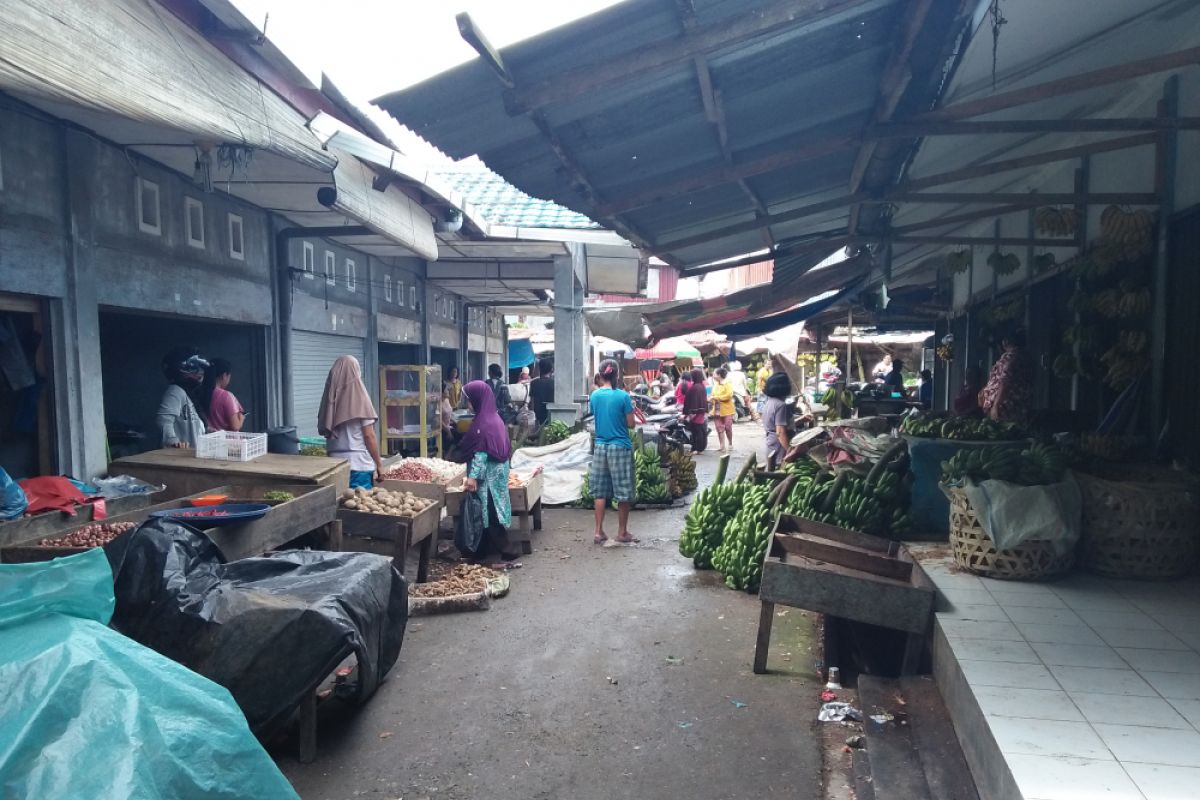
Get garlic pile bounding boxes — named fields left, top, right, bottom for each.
left=340, top=487, right=435, bottom=516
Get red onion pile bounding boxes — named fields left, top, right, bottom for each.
left=40, top=521, right=137, bottom=548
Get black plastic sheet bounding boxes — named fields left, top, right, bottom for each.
left=106, top=519, right=407, bottom=736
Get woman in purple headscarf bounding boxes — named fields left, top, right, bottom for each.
left=460, top=380, right=517, bottom=561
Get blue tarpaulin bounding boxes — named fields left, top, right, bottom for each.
left=508, top=339, right=536, bottom=369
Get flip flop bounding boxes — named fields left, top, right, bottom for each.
left=613, top=534, right=640, bottom=545
left=593, top=533, right=608, bottom=545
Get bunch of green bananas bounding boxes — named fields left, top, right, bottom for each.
left=711, top=484, right=774, bottom=592
left=782, top=458, right=820, bottom=482
left=832, top=476, right=886, bottom=535
left=668, top=447, right=698, bottom=494
left=941, top=443, right=1069, bottom=486
left=635, top=446, right=672, bottom=504
left=903, top=416, right=1025, bottom=442
left=680, top=481, right=751, bottom=568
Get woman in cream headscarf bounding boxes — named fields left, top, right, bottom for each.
left=318, top=355, right=383, bottom=489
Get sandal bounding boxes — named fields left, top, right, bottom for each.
left=593, top=533, right=608, bottom=545
left=614, top=534, right=639, bottom=544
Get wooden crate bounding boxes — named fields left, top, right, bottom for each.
left=0, top=490, right=161, bottom=549
left=0, top=484, right=337, bottom=564
left=754, top=513, right=934, bottom=675
left=109, top=448, right=350, bottom=501
left=336, top=483, right=443, bottom=581
left=443, top=472, right=544, bottom=555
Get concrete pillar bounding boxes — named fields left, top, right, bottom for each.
left=553, top=244, right=588, bottom=419
left=56, top=129, right=108, bottom=478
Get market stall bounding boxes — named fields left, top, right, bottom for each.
left=109, top=447, right=350, bottom=500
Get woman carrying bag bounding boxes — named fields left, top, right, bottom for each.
left=457, top=380, right=519, bottom=562
left=682, top=368, right=709, bottom=454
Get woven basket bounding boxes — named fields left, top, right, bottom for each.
left=947, top=488, right=1074, bottom=580
left=1076, top=471, right=1199, bottom=579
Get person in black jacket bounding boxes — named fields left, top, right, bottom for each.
left=528, top=358, right=555, bottom=424
left=487, top=363, right=517, bottom=425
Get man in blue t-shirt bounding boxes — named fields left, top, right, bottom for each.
left=589, top=359, right=637, bottom=545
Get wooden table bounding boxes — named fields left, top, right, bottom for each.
left=0, top=484, right=338, bottom=563
left=755, top=514, right=934, bottom=675
left=444, top=472, right=544, bottom=555
left=110, top=448, right=350, bottom=501
left=0, top=491, right=160, bottom=548
left=337, top=482, right=444, bottom=582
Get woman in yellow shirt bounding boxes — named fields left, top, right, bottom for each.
left=711, top=367, right=736, bottom=454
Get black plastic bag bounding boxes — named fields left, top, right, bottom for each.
left=455, top=490, right=485, bottom=555
left=106, top=519, right=407, bottom=737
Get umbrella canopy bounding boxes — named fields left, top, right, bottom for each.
left=635, top=336, right=701, bottom=360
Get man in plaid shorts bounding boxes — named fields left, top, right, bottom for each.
left=590, top=359, right=638, bottom=545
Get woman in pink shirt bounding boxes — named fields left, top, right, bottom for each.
left=198, top=358, right=245, bottom=432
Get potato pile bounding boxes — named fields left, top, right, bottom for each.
left=409, top=563, right=501, bottom=598
left=40, top=522, right=136, bottom=548
left=340, top=487, right=435, bottom=516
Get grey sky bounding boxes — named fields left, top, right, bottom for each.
left=230, top=0, right=623, bottom=103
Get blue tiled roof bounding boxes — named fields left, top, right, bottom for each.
left=436, top=165, right=601, bottom=230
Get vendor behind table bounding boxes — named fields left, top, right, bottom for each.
left=156, top=346, right=208, bottom=449
left=319, top=355, right=383, bottom=490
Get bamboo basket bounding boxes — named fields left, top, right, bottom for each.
left=1076, top=471, right=1199, bottom=579
left=947, top=488, right=1074, bottom=580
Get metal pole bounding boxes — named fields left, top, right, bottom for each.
left=1151, top=76, right=1178, bottom=441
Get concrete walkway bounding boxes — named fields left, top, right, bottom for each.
left=280, top=424, right=824, bottom=800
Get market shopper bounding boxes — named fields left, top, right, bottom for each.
left=980, top=331, right=1033, bottom=424
left=674, top=370, right=691, bottom=408
left=156, top=347, right=209, bottom=449
left=953, top=366, right=984, bottom=417
left=711, top=367, right=735, bottom=453
left=919, top=369, right=934, bottom=409
left=726, top=361, right=755, bottom=420
left=589, top=359, right=638, bottom=545
left=682, top=368, right=709, bottom=454
left=446, top=366, right=463, bottom=409
left=529, top=358, right=555, bottom=424
left=884, top=359, right=906, bottom=394
left=762, top=372, right=792, bottom=465
left=318, top=355, right=384, bottom=490
left=487, top=363, right=517, bottom=425
left=197, top=357, right=245, bottom=432
left=460, top=380, right=519, bottom=562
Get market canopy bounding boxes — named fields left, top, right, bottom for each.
left=375, top=0, right=971, bottom=270
left=634, top=337, right=701, bottom=360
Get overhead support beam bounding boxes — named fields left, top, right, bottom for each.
left=593, top=136, right=858, bottom=217
left=508, top=0, right=877, bottom=113
left=871, top=117, right=1200, bottom=137
left=455, top=13, right=515, bottom=88
left=921, top=46, right=1200, bottom=123
left=679, top=249, right=779, bottom=277
left=456, top=12, right=668, bottom=262
left=902, top=133, right=1158, bottom=191
left=658, top=193, right=867, bottom=252
left=890, top=234, right=1071, bottom=248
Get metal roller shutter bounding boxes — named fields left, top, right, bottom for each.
left=292, top=330, right=367, bottom=438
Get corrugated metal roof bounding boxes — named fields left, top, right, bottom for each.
left=375, top=0, right=937, bottom=268
left=435, top=164, right=600, bottom=229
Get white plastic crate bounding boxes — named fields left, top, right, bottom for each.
left=195, top=431, right=268, bottom=462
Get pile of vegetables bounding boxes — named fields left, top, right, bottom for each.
left=300, top=444, right=326, bottom=456
left=783, top=442, right=913, bottom=538
left=340, top=487, right=436, bottom=516
left=409, top=563, right=502, bottom=598
left=380, top=458, right=462, bottom=484
left=40, top=521, right=136, bottom=548
left=262, top=490, right=294, bottom=502
left=666, top=447, right=698, bottom=497
left=539, top=420, right=571, bottom=446
left=711, top=483, right=776, bottom=591
left=680, top=481, right=753, bottom=569
left=635, top=445, right=671, bottom=504
left=941, top=442, right=1070, bottom=486
left=902, top=415, right=1025, bottom=441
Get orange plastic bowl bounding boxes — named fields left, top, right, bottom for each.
left=190, top=494, right=229, bottom=507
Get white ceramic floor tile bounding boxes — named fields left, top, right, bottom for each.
left=1124, top=762, right=1200, bottom=800
left=929, top=573, right=987, bottom=589
left=1006, top=754, right=1143, bottom=800
left=1077, top=609, right=1164, bottom=631
left=1173, top=629, right=1200, bottom=652
left=958, top=658, right=1061, bottom=690
left=1166, top=698, right=1200, bottom=730
left=938, top=587, right=998, bottom=608
left=1095, top=627, right=1191, bottom=652
left=975, top=686, right=1084, bottom=721
left=1055, top=592, right=1140, bottom=613
left=988, top=589, right=1070, bottom=608
left=1140, top=671, right=1200, bottom=701
left=1016, top=622, right=1106, bottom=646
left=1117, top=648, right=1200, bottom=674
left=945, top=637, right=1041, bottom=663
left=1005, top=605, right=1086, bottom=625
left=1159, top=615, right=1200, bottom=636
left=1093, top=724, right=1200, bottom=768
left=989, top=717, right=1113, bottom=760
left=1070, top=692, right=1192, bottom=729
left=940, top=619, right=1024, bottom=641
left=1032, top=642, right=1128, bottom=669
left=1054, top=666, right=1158, bottom=697
left=939, top=602, right=1010, bottom=622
